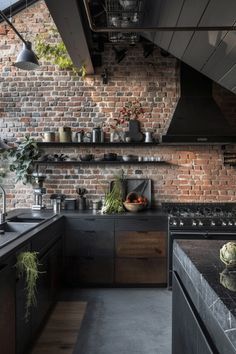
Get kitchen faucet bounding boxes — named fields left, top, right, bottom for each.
left=0, top=185, right=6, bottom=224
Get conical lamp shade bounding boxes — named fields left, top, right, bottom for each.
left=15, top=42, right=39, bottom=70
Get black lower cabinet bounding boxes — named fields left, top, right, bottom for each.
left=32, top=238, right=63, bottom=339
left=15, top=245, right=31, bottom=354
left=0, top=258, right=16, bottom=354
left=172, top=272, right=218, bottom=354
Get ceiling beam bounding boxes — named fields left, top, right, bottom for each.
left=45, top=0, right=94, bottom=74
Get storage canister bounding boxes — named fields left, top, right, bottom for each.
left=59, top=127, right=71, bottom=142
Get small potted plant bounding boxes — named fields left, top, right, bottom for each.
left=8, top=135, right=42, bottom=184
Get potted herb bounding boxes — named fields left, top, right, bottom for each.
left=8, top=135, right=42, bottom=184
left=16, top=251, right=40, bottom=320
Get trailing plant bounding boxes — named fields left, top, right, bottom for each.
left=0, top=150, right=9, bottom=183
left=16, top=251, right=40, bottom=320
left=101, top=172, right=125, bottom=214
left=8, top=135, right=42, bottom=185
left=35, top=28, right=87, bottom=78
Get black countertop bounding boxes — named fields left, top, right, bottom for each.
left=173, top=239, right=236, bottom=354
left=0, top=208, right=168, bottom=260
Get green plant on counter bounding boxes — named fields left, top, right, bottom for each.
left=16, top=251, right=40, bottom=320
left=101, top=172, right=125, bottom=214
left=8, top=135, right=42, bottom=185
left=35, top=28, right=87, bottom=78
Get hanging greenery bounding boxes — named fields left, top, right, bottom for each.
left=8, top=135, right=42, bottom=185
left=16, top=251, right=41, bottom=320
left=35, top=28, right=87, bottom=78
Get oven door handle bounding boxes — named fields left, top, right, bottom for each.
left=170, top=231, right=236, bottom=238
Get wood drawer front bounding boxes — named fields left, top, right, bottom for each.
left=67, top=218, right=114, bottom=231
left=115, top=216, right=168, bottom=231
left=116, top=231, right=166, bottom=258
left=115, top=258, right=167, bottom=284
left=64, top=257, right=114, bottom=285
left=65, top=230, right=114, bottom=257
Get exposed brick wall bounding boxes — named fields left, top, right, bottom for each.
left=1, top=1, right=236, bottom=209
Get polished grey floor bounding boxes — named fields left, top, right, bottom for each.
left=61, top=288, right=172, bottom=354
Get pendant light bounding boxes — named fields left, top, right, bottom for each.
left=0, top=10, right=39, bottom=70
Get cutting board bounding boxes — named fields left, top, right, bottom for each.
left=110, top=178, right=152, bottom=208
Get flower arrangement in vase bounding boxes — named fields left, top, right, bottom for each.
left=110, top=99, right=144, bottom=142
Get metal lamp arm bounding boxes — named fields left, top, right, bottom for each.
left=0, top=10, right=27, bottom=45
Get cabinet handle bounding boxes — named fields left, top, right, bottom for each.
left=137, top=257, right=148, bottom=260
left=136, top=218, right=148, bottom=222
left=84, top=256, right=95, bottom=260
left=84, top=230, right=96, bottom=234
left=84, top=218, right=95, bottom=221
left=136, top=231, right=149, bottom=234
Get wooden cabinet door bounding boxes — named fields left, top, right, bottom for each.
left=116, top=231, right=166, bottom=257
left=0, top=261, right=16, bottom=354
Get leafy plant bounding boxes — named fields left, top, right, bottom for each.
left=16, top=251, right=40, bottom=320
left=35, top=29, right=86, bottom=78
left=101, top=173, right=125, bottom=214
left=9, top=135, right=42, bottom=184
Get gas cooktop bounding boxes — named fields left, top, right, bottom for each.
left=162, top=203, right=236, bottom=229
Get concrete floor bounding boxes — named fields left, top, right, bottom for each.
left=61, top=288, right=172, bottom=354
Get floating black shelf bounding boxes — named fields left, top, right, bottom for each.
left=37, top=142, right=160, bottom=147
left=35, top=160, right=169, bottom=165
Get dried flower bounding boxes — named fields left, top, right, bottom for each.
left=110, top=99, right=144, bottom=129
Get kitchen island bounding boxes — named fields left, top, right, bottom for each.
left=173, top=239, right=236, bottom=354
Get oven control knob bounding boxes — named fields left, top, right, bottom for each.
left=192, top=220, right=197, bottom=226
left=211, top=220, right=216, bottom=227
left=221, top=220, right=227, bottom=226
left=179, top=220, right=184, bottom=227
left=198, top=220, right=203, bottom=227
left=234, top=220, right=236, bottom=226
left=228, top=221, right=233, bottom=226
left=172, top=219, right=177, bottom=226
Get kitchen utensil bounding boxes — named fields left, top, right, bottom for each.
left=59, top=127, right=71, bottom=142
left=92, top=127, right=101, bottom=143
left=78, top=197, right=86, bottom=210
left=122, top=155, right=133, bottom=162
left=104, top=153, right=117, bottom=161
left=41, top=132, right=55, bottom=142
left=79, top=154, right=94, bottom=161
left=72, top=132, right=78, bottom=142
left=64, top=198, right=76, bottom=210
left=144, top=132, right=153, bottom=143
left=77, top=131, right=84, bottom=142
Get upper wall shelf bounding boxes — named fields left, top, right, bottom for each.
left=37, top=142, right=160, bottom=147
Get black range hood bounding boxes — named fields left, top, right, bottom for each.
left=162, top=63, right=236, bottom=144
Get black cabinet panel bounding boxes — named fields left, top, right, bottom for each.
left=0, top=259, right=16, bottom=354
left=64, top=256, right=114, bottom=285
left=115, top=216, right=168, bottom=231
left=172, top=272, right=217, bottom=354
left=67, top=218, right=114, bottom=231
left=65, top=230, right=114, bottom=257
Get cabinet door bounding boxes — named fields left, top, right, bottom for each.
left=116, top=231, right=166, bottom=257
left=31, top=250, right=50, bottom=338
left=65, top=257, right=114, bottom=285
left=115, top=258, right=166, bottom=284
left=172, top=272, right=218, bottom=354
left=0, top=261, right=15, bottom=354
left=15, top=244, right=32, bottom=354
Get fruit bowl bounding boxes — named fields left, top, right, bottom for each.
left=123, top=202, right=147, bottom=212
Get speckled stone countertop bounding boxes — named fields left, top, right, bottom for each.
left=173, top=239, right=236, bottom=354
